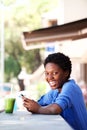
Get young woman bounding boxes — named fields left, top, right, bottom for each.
left=22, top=52, right=87, bottom=130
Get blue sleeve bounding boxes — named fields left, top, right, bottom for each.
left=37, top=91, right=52, bottom=106
left=54, top=82, right=74, bottom=110
left=37, top=89, right=59, bottom=106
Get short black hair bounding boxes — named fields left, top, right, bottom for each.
left=44, top=52, right=72, bottom=79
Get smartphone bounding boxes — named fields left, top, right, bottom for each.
left=21, top=94, right=24, bottom=97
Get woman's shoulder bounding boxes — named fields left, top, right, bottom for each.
left=65, top=79, right=78, bottom=87
left=62, top=79, right=79, bottom=92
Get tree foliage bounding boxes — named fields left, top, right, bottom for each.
left=0, top=0, right=58, bottom=82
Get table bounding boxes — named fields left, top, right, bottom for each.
left=0, top=110, right=73, bottom=130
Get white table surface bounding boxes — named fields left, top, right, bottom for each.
left=0, top=110, right=73, bottom=130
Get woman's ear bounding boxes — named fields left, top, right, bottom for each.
left=64, top=71, right=69, bottom=78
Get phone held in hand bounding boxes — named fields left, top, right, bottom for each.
left=21, top=94, right=24, bottom=97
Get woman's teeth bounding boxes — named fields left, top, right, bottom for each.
left=49, top=81, right=56, bottom=86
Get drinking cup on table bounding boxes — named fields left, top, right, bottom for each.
left=5, top=97, right=15, bottom=113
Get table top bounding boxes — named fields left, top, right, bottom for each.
left=0, top=110, right=73, bottom=130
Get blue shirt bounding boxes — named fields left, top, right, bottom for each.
left=37, top=79, right=87, bottom=130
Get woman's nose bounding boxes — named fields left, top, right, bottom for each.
left=47, top=74, right=54, bottom=80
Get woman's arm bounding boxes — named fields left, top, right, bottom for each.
left=22, top=97, right=62, bottom=114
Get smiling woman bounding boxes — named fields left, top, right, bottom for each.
left=22, top=52, right=87, bottom=130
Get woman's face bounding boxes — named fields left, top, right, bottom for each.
left=45, top=63, right=68, bottom=90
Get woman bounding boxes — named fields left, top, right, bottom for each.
left=22, top=52, right=87, bottom=130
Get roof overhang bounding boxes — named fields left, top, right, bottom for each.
left=22, top=18, right=87, bottom=47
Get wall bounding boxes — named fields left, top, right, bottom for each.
left=58, top=0, right=87, bottom=83
left=64, top=0, right=87, bottom=23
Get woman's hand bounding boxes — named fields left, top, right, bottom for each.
left=22, top=96, right=41, bottom=113
left=22, top=96, right=62, bottom=115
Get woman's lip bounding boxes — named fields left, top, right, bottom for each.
left=50, top=85, right=57, bottom=90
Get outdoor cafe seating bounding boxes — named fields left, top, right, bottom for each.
left=0, top=84, right=72, bottom=130
left=0, top=109, right=73, bottom=130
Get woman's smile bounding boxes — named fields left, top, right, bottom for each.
left=45, top=63, right=68, bottom=90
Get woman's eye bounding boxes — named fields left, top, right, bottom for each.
left=45, top=72, right=58, bottom=76
left=53, top=72, right=58, bottom=75
left=45, top=72, right=48, bottom=76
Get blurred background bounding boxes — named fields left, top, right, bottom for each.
left=0, top=0, right=87, bottom=110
